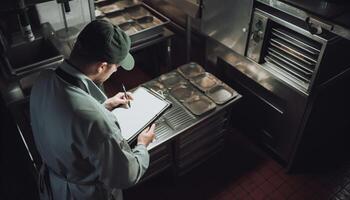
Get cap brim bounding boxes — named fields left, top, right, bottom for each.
left=119, top=53, right=134, bottom=71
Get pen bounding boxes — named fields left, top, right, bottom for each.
left=122, top=83, right=131, bottom=108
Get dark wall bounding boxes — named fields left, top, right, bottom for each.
left=0, top=97, right=38, bottom=200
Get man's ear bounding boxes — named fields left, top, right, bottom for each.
left=97, top=62, right=108, bottom=73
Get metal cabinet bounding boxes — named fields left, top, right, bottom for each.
left=141, top=142, right=173, bottom=182
left=217, top=53, right=308, bottom=165
left=174, top=110, right=228, bottom=175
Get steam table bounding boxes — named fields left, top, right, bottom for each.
left=114, top=70, right=242, bottom=181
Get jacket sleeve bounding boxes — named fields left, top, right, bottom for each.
left=96, top=136, right=149, bottom=189
left=76, top=109, right=150, bottom=189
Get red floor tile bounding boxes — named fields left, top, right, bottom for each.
left=231, top=186, right=249, bottom=199
left=292, top=185, right=317, bottom=200
left=267, top=190, right=286, bottom=200
left=241, top=195, right=255, bottom=200
left=285, top=176, right=307, bottom=191
left=258, top=167, right=275, bottom=180
left=241, top=179, right=258, bottom=193
left=277, top=182, right=295, bottom=198
left=249, top=172, right=267, bottom=185
left=259, top=181, right=275, bottom=194
left=267, top=174, right=284, bottom=188
left=265, top=160, right=283, bottom=173
left=250, top=187, right=268, bottom=200
left=288, top=193, right=306, bottom=200
left=277, top=170, right=290, bottom=181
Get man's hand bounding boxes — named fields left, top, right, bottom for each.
left=137, top=124, right=156, bottom=147
left=104, top=92, right=133, bottom=111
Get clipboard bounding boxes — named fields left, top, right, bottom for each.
left=112, top=86, right=171, bottom=142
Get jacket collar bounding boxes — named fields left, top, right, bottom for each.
left=59, top=60, right=108, bottom=103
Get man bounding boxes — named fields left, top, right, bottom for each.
left=30, top=20, right=155, bottom=200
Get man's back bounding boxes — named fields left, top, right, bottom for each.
left=30, top=65, right=149, bottom=200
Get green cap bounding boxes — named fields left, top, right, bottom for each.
left=75, top=19, right=134, bottom=70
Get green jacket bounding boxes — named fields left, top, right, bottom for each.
left=30, top=61, right=149, bottom=200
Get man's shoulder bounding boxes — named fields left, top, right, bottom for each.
left=32, top=69, right=55, bottom=87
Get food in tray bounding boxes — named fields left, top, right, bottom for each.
left=158, top=72, right=187, bottom=88
left=136, top=15, right=162, bottom=29
left=183, top=95, right=216, bottom=116
left=99, top=4, right=124, bottom=14
left=126, top=6, right=151, bottom=19
left=123, top=25, right=140, bottom=35
left=119, top=21, right=142, bottom=35
left=169, top=84, right=196, bottom=102
left=143, top=80, right=166, bottom=92
left=109, top=15, right=130, bottom=25
left=96, top=2, right=169, bottom=43
left=177, top=62, right=205, bottom=79
left=190, top=72, right=220, bottom=92
left=104, top=6, right=161, bottom=32
left=115, top=0, right=141, bottom=9
left=97, top=0, right=141, bottom=13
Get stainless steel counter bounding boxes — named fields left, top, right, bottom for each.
left=140, top=68, right=241, bottom=148
left=134, top=68, right=241, bottom=179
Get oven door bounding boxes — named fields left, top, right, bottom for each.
left=246, top=9, right=328, bottom=93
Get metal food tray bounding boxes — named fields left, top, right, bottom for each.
left=119, top=20, right=143, bottom=35
left=97, top=0, right=141, bottom=13
left=190, top=72, right=221, bottom=92
left=142, top=80, right=166, bottom=93
left=107, top=13, right=130, bottom=25
left=169, top=83, right=197, bottom=103
left=158, top=71, right=187, bottom=89
left=177, top=62, right=205, bottom=79
left=205, top=83, right=239, bottom=105
left=183, top=94, right=216, bottom=116
left=99, top=2, right=170, bottom=44
left=99, top=3, right=124, bottom=14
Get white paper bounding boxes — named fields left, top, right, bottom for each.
left=112, top=87, right=169, bottom=141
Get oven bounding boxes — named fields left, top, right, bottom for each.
left=211, top=2, right=350, bottom=169
left=246, top=6, right=350, bottom=94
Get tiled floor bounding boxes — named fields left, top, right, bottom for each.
left=123, top=131, right=350, bottom=200
left=106, top=66, right=350, bottom=200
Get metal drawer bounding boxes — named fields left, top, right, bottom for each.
left=141, top=142, right=172, bottom=181
left=177, top=110, right=228, bottom=144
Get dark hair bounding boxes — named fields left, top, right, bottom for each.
left=69, top=40, right=104, bottom=66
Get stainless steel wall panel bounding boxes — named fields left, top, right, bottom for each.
left=199, top=0, right=254, bottom=55
left=143, top=0, right=254, bottom=55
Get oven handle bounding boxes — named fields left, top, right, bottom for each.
left=305, top=17, right=334, bottom=35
